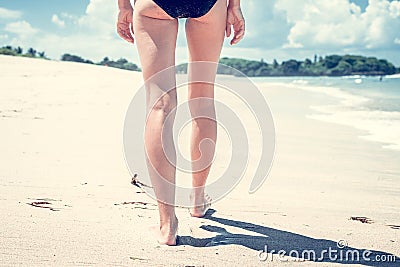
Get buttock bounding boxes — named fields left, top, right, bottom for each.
left=133, top=0, right=175, bottom=20
left=151, top=0, right=218, bottom=19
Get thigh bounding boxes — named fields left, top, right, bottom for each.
left=134, top=0, right=178, bottom=78
left=185, top=0, right=227, bottom=62
left=133, top=0, right=179, bottom=105
left=185, top=0, right=227, bottom=101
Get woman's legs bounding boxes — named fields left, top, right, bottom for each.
left=133, top=0, right=178, bottom=245
left=185, top=0, right=227, bottom=217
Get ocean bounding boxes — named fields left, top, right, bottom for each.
left=253, top=75, right=400, bottom=151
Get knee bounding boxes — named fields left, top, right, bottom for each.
left=189, top=98, right=215, bottom=118
left=149, top=94, right=177, bottom=115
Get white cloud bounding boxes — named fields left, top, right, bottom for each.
left=77, top=0, right=118, bottom=36
left=362, top=0, right=400, bottom=48
left=33, top=32, right=137, bottom=62
left=4, top=20, right=38, bottom=39
left=0, top=7, right=22, bottom=19
left=389, top=1, right=400, bottom=17
left=0, top=0, right=134, bottom=63
left=0, top=33, right=9, bottom=41
left=60, top=12, right=79, bottom=23
left=52, top=14, right=65, bottom=28
left=235, top=0, right=291, bottom=49
left=275, top=0, right=400, bottom=50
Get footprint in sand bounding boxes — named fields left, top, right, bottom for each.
left=26, top=198, right=71, bottom=211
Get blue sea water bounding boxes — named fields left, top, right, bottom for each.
left=253, top=75, right=400, bottom=151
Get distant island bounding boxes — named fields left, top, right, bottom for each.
left=1, top=45, right=399, bottom=77
left=218, top=56, right=399, bottom=77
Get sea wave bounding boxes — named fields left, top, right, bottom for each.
left=299, top=84, right=400, bottom=151
left=308, top=106, right=400, bottom=150
left=386, top=73, right=400, bottom=79
left=259, top=79, right=400, bottom=151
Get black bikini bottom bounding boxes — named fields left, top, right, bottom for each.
left=152, top=0, right=218, bottom=18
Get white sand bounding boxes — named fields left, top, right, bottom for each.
left=0, top=55, right=399, bottom=266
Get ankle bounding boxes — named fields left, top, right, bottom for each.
left=191, top=187, right=205, bottom=198
left=160, top=216, right=178, bottom=228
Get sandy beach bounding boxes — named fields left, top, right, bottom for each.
left=1, top=55, right=399, bottom=266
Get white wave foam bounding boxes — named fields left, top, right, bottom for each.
left=292, top=79, right=309, bottom=85
left=285, top=82, right=370, bottom=107
left=260, top=80, right=400, bottom=151
left=298, top=84, right=400, bottom=151
left=308, top=107, right=400, bottom=150
left=386, top=73, right=400, bottom=79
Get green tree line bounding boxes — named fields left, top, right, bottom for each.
left=61, top=54, right=140, bottom=71
left=0, top=45, right=47, bottom=59
left=218, top=55, right=399, bottom=77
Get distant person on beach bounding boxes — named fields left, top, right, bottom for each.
left=117, top=0, right=245, bottom=245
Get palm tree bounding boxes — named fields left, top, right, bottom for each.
left=14, top=46, right=23, bottom=54
left=27, top=48, right=37, bottom=57
left=38, top=51, right=46, bottom=58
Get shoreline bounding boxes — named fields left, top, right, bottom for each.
left=255, top=76, right=400, bottom=152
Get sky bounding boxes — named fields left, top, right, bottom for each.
left=0, top=0, right=399, bottom=66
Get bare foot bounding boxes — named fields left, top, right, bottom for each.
left=150, top=217, right=178, bottom=246
left=190, top=193, right=212, bottom=218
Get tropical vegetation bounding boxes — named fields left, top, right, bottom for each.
left=218, top=55, right=399, bottom=77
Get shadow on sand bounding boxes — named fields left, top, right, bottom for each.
left=178, top=209, right=399, bottom=266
